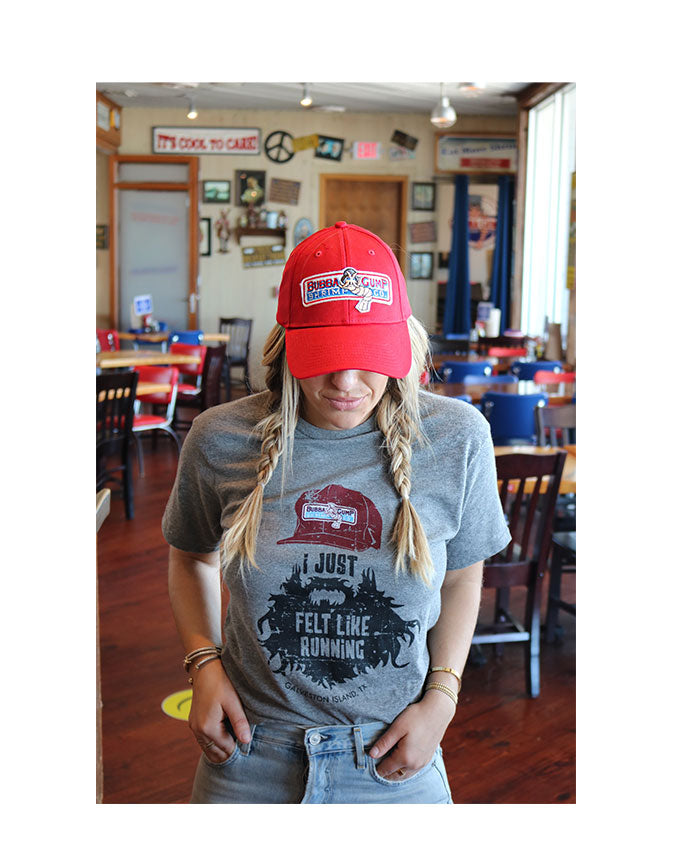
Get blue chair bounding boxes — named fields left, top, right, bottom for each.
left=439, top=361, right=492, bottom=383
left=510, top=360, right=562, bottom=380
left=480, top=391, right=548, bottom=445
left=454, top=394, right=473, bottom=404
left=463, top=374, right=518, bottom=386
left=169, top=330, right=204, bottom=345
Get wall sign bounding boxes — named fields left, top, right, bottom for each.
left=391, top=130, right=418, bottom=151
left=409, top=221, right=437, bottom=243
left=242, top=244, right=286, bottom=268
left=152, top=126, right=261, bottom=155
left=315, top=136, right=344, bottom=161
left=269, top=178, right=301, bottom=205
left=352, top=142, right=381, bottom=160
left=435, top=135, right=517, bottom=174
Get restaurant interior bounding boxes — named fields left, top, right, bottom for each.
left=95, top=80, right=576, bottom=804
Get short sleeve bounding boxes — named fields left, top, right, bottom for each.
left=445, top=421, right=512, bottom=570
left=161, top=424, right=224, bottom=554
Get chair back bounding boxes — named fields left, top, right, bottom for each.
left=486, top=451, right=566, bottom=589
left=134, top=366, right=179, bottom=422
left=169, top=342, right=207, bottom=379
left=533, top=370, right=576, bottom=384
left=96, top=371, right=138, bottom=482
left=487, top=346, right=528, bottom=357
left=199, top=345, right=227, bottom=410
left=510, top=360, right=562, bottom=380
left=480, top=391, right=548, bottom=445
left=219, top=317, right=252, bottom=364
left=440, top=361, right=492, bottom=383
left=463, top=374, right=518, bottom=386
left=169, top=330, right=204, bottom=345
left=535, top=403, right=576, bottom=447
left=97, top=329, right=120, bottom=352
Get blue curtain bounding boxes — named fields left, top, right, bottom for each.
left=443, top=174, right=470, bottom=336
left=489, top=175, right=514, bottom=334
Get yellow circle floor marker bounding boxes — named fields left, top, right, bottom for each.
left=161, top=689, right=193, bottom=721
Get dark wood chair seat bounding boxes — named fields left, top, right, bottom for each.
left=545, top=531, right=576, bottom=643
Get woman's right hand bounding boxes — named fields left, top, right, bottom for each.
left=188, top=660, right=251, bottom=764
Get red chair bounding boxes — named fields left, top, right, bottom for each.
left=132, top=366, right=181, bottom=475
left=487, top=346, right=528, bottom=357
left=170, top=342, right=207, bottom=397
left=97, top=329, right=120, bottom=351
left=533, top=370, right=576, bottom=384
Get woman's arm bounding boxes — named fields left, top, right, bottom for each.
left=369, top=560, right=484, bottom=779
left=168, top=545, right=251, bottom=763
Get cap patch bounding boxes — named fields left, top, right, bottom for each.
left=300, top=267, right=393, bottom=313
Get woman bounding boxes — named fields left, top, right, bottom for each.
left=163, top=222, right=510, bottom=804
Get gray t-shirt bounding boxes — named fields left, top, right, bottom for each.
left=162, top=390, right=510, bottom=726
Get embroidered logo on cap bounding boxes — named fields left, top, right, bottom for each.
left=300, top=267, right=392, bottom=313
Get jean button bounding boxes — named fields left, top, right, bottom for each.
left=308, top=732, right=321, bottom=746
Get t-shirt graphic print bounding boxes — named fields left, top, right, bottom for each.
left=257, top=484, right=419, bottom=689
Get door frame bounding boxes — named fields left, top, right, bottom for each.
left=108, top=154, right=199, bottom=330
left=319, top=173, right=408, bottom=272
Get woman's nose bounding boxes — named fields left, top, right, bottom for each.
left=330, top=370, right=360, bottom=392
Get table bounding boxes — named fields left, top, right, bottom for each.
left=494, top=445, right=576, bottom=494
left=432, top=379, right=575, bottom=406
left=117, top=331, right=230, bottom=344
left=136, top=381, right=172, bottom=397
left=97, top=349, right=202, bottom=369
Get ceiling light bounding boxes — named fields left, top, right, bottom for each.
left=300, top=84, right=313, bottom=107
left=187, top=98, right=198, bottom=120
left=430, top=83, right=457, bottom=128
left=458, top=82, right=486, bottom=96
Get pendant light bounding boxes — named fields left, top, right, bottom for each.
left=300, top=83, right=313, bottom=107
left=430, top=83, right=457, bottom=128
left=187, top=98, right=198, bottom=120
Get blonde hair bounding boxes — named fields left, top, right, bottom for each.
left=220, top=315, right=434, bottom=583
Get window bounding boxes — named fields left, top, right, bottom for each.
left=521, top=84, right=576, bottom=342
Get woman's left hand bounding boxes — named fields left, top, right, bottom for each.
left=369, top=692, right=456, bottom=780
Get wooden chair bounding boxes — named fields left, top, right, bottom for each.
left=96, top=371, right=138, bottom=519
left=472, top=450, right=566, bottom=697
left=219, top=317, right=253, bottom=401
left=173, top=345, right=226, bottom=433
left=533, top=370, right=576, bottom=384
left=535, top=403, right=576, bottom=447
left=545, top=531, right=576, bottom=643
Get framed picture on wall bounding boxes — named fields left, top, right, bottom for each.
left=410, top=251, right=434, bottom=280
left=199, top=218, right=211, bottom=256
left=236, top=170, right=266, bottom=206
left=203, top=180, right=231, bottom=203
left=315, top=135, right=344, bottom=161
left=412, top=182, right=436, bottom=211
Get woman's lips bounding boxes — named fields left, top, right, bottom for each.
left=323, top=395, right=367, bottom=411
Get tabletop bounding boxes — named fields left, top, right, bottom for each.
left=117, top=332, right=230, bottom=344
left=431, top=380, right=575, bottom=405
left=97, top=349, right=202, bottom=369
left=494, top=445, right=576, bottom=494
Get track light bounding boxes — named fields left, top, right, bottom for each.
left=430, top=83, right=457, bottom=128
left=187, top=98, right=198, bottom=119
left=458, top=82, right=486, bottom=96
left=300, top=84, right=313, bottom=107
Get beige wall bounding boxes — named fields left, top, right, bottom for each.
left=97, top=106, right=516, bottom=388
left=96, top=151, right=110, bottom=327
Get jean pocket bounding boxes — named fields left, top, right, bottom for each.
left=367, top=748, right=438, bottom=787
left=202, top=742, right=242, bottom=769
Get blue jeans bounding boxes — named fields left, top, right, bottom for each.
left=190, top=720, right=452, bottom=804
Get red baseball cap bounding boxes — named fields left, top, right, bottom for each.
left=276, top=221, right=412, bottom=379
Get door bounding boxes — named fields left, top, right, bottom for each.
left=109, top=156, right=199, bottom=330
left=320, top=175, right=407, bottom=271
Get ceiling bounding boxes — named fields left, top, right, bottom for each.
left=96, top=81, right=530, bottom=117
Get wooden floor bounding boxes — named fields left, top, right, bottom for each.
left=96, top=396, right=575, bottom=804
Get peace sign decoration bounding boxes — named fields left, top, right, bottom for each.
left=264, top=130, right=295, bottom=163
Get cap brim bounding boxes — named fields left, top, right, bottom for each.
left=285, top=321, right=412, bottom=380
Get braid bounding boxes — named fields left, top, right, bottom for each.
left=377, top=388, right=434, bottom=584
